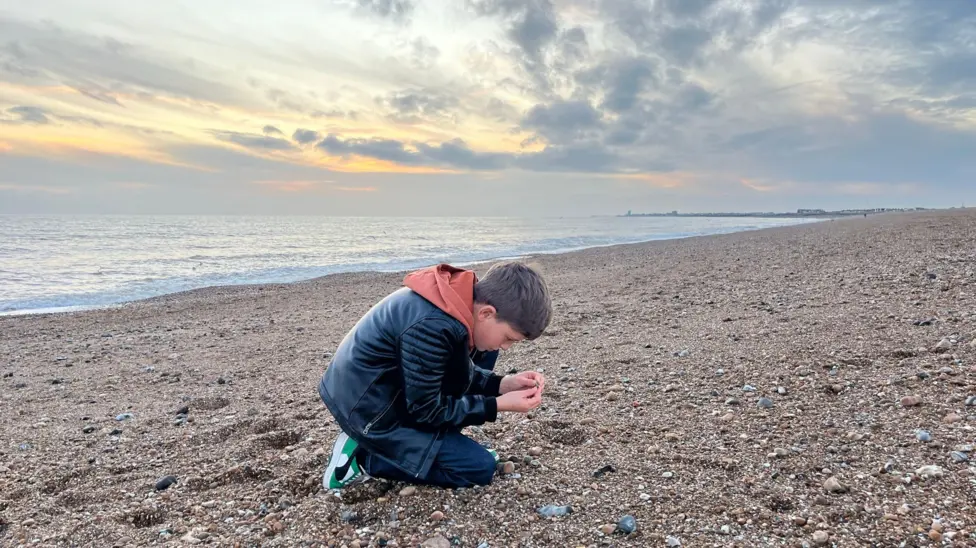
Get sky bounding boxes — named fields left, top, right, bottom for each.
left=0, top=0, right=974, bottom=216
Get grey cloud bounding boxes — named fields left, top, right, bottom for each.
left=211, top=131, right=297, bottom=151
left=719, top=112, right=976, bottom=186
left=515, top=142, right=618, bottom=172
left=292, top=128, right=321, bottom=144
left=315, top=133, right=623, bottom=173
left=356, top=0, right=414, bottom=23
left=406, top=37, right=440, bottom=71
left=520, top=99, right=603, bottom=143
left=3, top=105, right=50, bottom=124
left=601, top=0, right=793, bottom=67
left=311, top=109, right=359, bottom=120
left=381, top=88, right=459, bottom=124
left=485, top=97, right=520, bottom=123
left=0, top=17, right=260, bottom=109
left=469, top=0, right=560, bottom=91
left=414, top=139, right=511, bottom=170
left=263, top=125, right=284, bottom=136
left=317, top=134, right=422, bottom=165
left=599, top=56, right=658, bottom=112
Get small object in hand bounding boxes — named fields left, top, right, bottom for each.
left=534, top=380, right=540, bottom=388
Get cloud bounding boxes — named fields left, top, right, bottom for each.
left=380, top=88, right=460, bottom=124
left=520, top=100, right=603, bottom=144
left=211, top=131, right=297, bottom=151
left=2, top=0, right=976, bottom=214
left=2, top=105, right=51, bottom=124
left=292, top=128, right=322, bottom=145
left=355, top=0, right=414, bottom=23
left=0, top=17, right=259, bottom=109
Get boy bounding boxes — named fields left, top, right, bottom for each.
left=318, top=261, right=552, bottom=490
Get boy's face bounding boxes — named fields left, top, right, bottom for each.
left=472, top=304, right=526, bottom=352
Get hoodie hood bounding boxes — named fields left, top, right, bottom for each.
left=403, top=264, right=477, bottom=349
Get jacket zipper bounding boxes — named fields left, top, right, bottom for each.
left=362, top=389, right=401, bottom=435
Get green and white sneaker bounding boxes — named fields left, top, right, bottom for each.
left=323, top=431, right=369, bottom=490
left=487, top=448, right=500, bottom=464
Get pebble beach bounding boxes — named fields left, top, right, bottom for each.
left=2, top=209, right=975, bottom=547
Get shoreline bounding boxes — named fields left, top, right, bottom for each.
left=2, top=208, right=974, bottom=546
left=0, top=217, right=822, bottom=318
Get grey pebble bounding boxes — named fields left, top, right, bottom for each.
left=758, top=397, right=774, bottom=409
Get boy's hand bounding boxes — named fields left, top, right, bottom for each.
left=500, top=371, right=546, bottom=395
left=496, top=386, right=542, bottom=413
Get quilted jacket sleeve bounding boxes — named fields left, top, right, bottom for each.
left=466, top=357, right=503, bottom=397
left=400, top=318, right=498, bottom=429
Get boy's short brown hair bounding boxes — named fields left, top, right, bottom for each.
left=474, top=261, right=552, bottom=340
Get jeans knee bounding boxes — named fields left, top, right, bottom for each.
left=471, top=450, right=497, bottom=486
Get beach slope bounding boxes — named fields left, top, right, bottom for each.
left=1, top=209, right=975, bottom=546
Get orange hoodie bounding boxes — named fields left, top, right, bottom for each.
left=403, top=264, right=477, bottom=350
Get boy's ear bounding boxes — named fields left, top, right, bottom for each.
left=476, top=304, right=497, bottom=320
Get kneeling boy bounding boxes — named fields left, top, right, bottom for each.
left=318, top=261, right=552, bottom=489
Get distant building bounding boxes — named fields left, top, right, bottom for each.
left=797, top=208, right=826, bottom=215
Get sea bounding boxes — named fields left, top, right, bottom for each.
left=0, top=215, right=819, bottom=316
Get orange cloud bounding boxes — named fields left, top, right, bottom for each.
left=612, top=171, right=698, bottom=189
left=335, top=186, right=377, bottom=192
left=253, top=179, right=379, bottom=193
left=310, top=154, right=460, bottom=174
left=739, top=178, right=780, bottom=192
left=254, top=180, right=325, bottom=193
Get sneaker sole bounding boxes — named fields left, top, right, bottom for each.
left=323, top=432, right=351, bottom=489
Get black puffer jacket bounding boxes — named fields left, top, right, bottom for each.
left=318, top=287, right=503, bottom=479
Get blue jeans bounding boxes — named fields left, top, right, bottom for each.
left=361, top=430, right=496, bottom=488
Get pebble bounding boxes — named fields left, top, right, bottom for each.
left=966, top=395, right=976, bottom=406
left=528, top=446, right=543, bottom=456
left=617, top=515, right=637, bottom=534
left=155, top=475, right=177, bottom=491
left=430, top=510, right=445, bottom=521
left=916, top=429, right=932, bottom=442
left=422, top=535, right=451, bottom=548
left=666, top=536, right=682, bottom=546
left=916, top=465, right=944, bottom=479
left=742, top=384, right=756, bottom=392
left=83, top=425, right=96, bottom=434
left=812, top=530, right=829, bottom=545
left=599, top=524, right=616, bottom=535
left=399, top=486, right=417, bottom=497
left=942, top=413, right=962, bottom=423
left=662, top=471, right=674, bottom=478
left=115, top=413, right=134, bottom=421
left=725, top=398, right=740, bottom=405
left=777, top=386, right=788, bottom=395
left=757, top=397, right=774, bottom=409
left=537, top=504, right=572, bottom=517
left=900, top=395, right=922, bottom=407
left=823, top=476, right=847, bottom=494
left=498, top=461, right=516, bottom=474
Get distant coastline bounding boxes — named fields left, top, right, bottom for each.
left=619, top=207, right=933, bottom=219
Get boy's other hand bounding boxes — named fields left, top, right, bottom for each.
left=496, top=386, right=542, bottom=413
left=500, top=371, right=546, bottom=395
